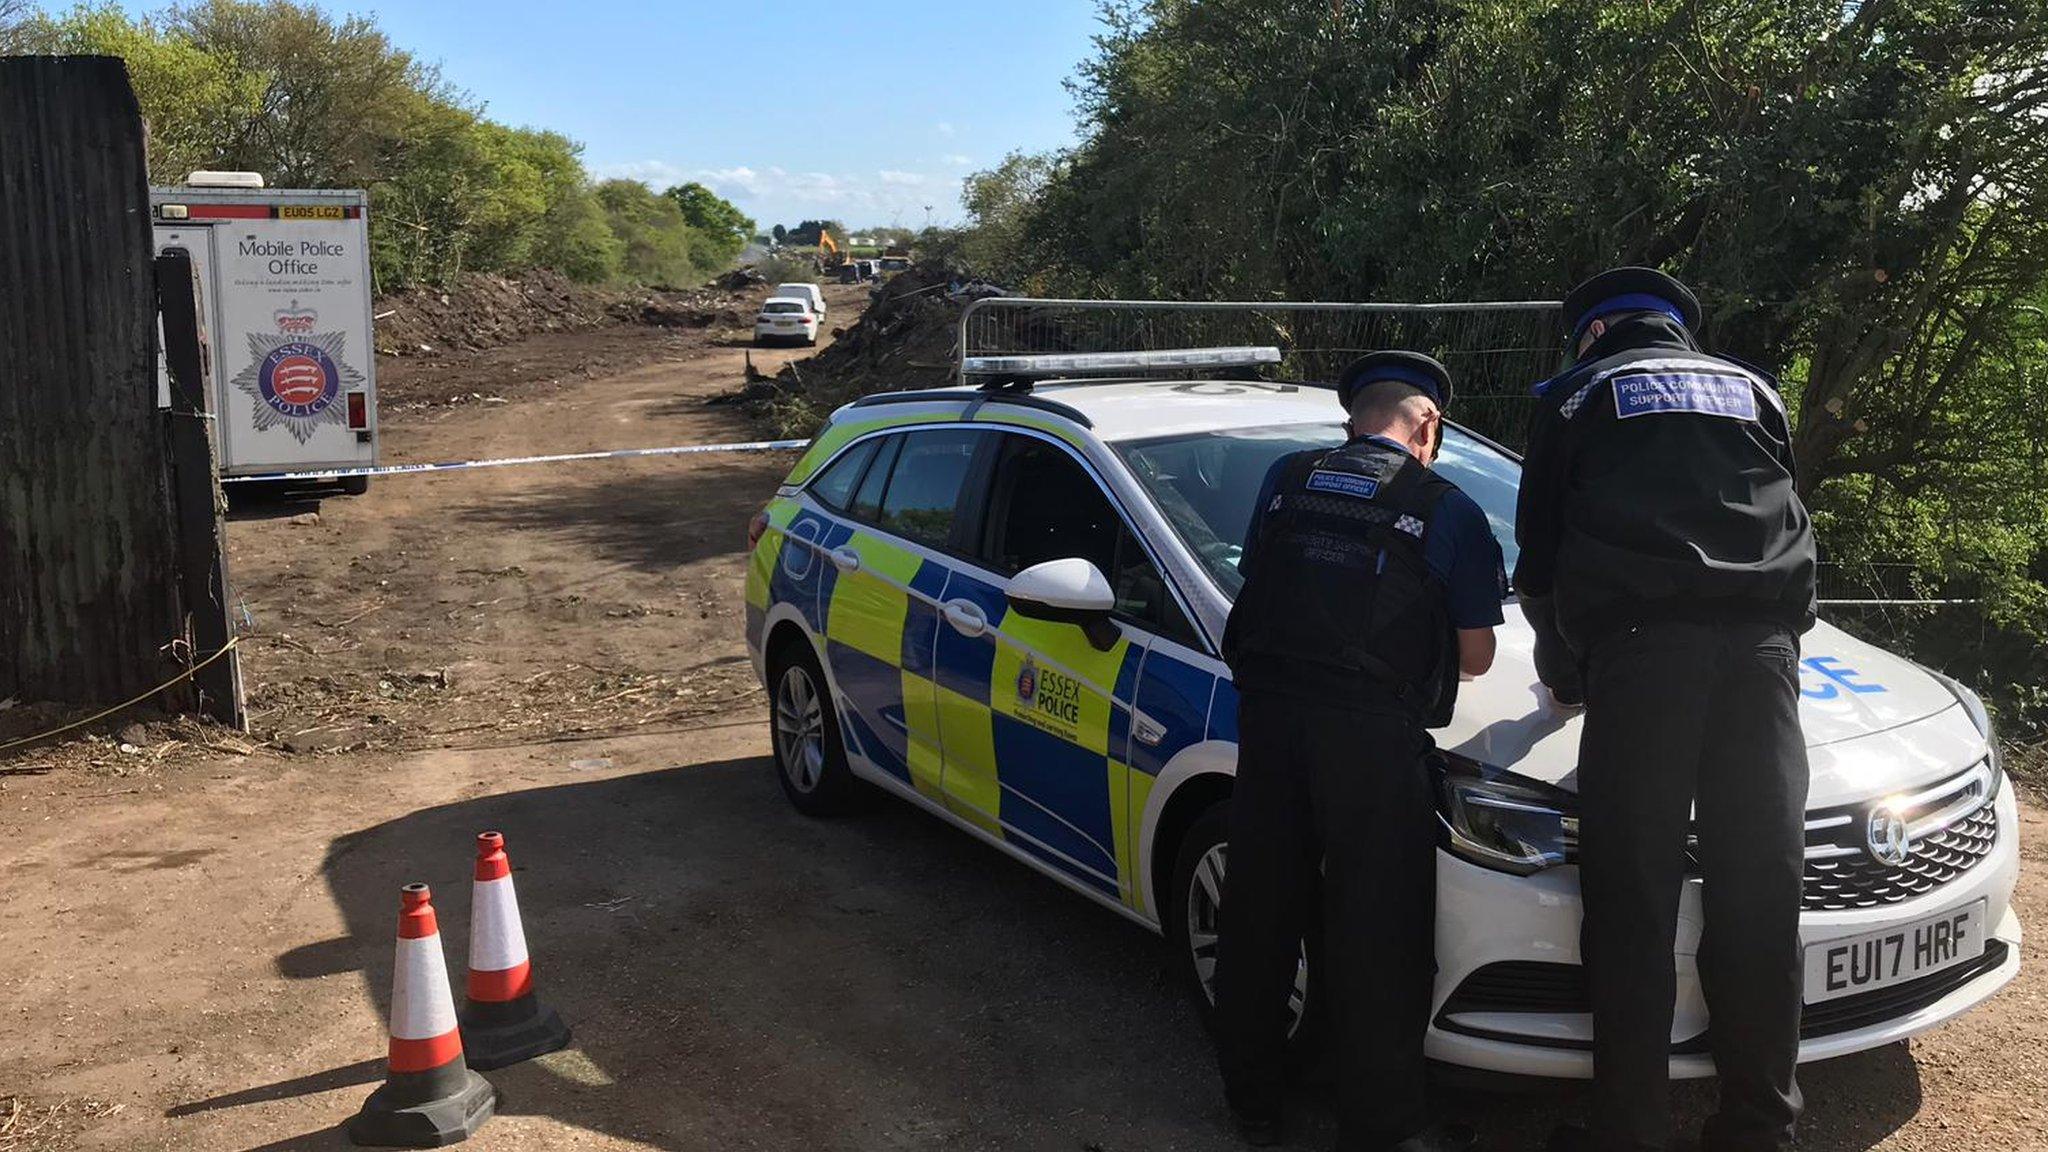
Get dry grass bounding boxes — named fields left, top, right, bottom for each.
left=0, top=1096, right=123, bottom=1152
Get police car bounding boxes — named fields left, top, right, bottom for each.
left=741, top=347, right=2021, bottom=1078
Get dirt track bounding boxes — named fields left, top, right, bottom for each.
left=1, top=282, right=2044, bottom=1151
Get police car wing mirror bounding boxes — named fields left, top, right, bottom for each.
left=1006, top=558, right=1121, bottom=651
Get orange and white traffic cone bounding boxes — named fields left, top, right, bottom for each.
left=459, top=831, right=570, bottom=1070
left=349, top=884, right=496, bottom=1148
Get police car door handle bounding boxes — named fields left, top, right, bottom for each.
left=1134, top=712, right=1166, bottom=747
left=828, top=547, right=861, bottom=573
left=943, top=600, right=987, bottom=637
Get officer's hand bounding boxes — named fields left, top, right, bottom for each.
left=1543, top=683, right=1585, bottom=712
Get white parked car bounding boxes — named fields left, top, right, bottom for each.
left=775, top=282, right=826, bottom=320
left=742, top=349, right=2021, bottom=1079
left=754, top=297, right=819, bottom=347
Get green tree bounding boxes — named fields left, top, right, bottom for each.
left=43, top=0, right=642, bottom=289
left=11, top=4, right=263, bottom=179
left=523, top=132, right=619, bottom=283
left=784, top=219, right=846, bottom=248
left=960, top=151, right=1055, bottom=283
left=175, top=0, right=440, bottom=188
left=662, top=182, right=753, bottom=252
left=1011, top=0, right=2048, bottom=629
left=0, top=0, right=34, bottom=47
left=595, top=178, right=705, bottom=286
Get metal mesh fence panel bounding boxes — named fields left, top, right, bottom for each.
left=956, top=298, right=1960, bottom=609
left=958, top=297, right=1565, bottom=450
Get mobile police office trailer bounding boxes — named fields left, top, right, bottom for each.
left=150, top=174, right=378, bottom=492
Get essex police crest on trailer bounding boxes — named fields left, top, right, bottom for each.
left=230, top=301, right=366, bottom=444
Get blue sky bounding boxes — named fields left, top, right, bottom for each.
left=321, top=0, right=1104, bottom=231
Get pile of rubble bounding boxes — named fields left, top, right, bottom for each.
left=741, top=262, right=978, bottom=435
left=373, top=268, right=752, bottom=358
left=715, top=267, right=768, bottom=292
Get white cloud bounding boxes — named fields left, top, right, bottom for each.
left=594, top=159, right=694, bottom=187
left=941, top=153, right=973, bottom=167
left=936, top=121, right=958, bottom=137
left=590, top=160, right=964, bottom=225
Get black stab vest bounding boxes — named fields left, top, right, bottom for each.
left=1222, top=438, right=1460, bottom=726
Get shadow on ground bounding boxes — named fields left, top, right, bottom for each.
left=453, top=456, right=789, bottom=575
left=192, top=756, right=1924, bottom=1151
left=225, top=481, right=331, bottom=521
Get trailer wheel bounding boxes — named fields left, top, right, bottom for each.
left=340, top=475, right=369, bottom=496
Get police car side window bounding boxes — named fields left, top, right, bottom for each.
left=849, top=435, right=902, bottom=523
left=874, top=429, right=986, bottom=549
left=984, top=437, right=1120, bottom=575
left=981, top=434, right=1199, bottom=648
left=807, top=437, right=882, bottom=512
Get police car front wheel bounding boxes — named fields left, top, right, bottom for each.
left=1167, top=803, right=1324, bottom=1058
left=769, top=641, right=859, bottom=815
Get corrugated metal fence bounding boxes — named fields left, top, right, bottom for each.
left=0, top=56, right=188, bottom=705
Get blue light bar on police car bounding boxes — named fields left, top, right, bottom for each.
left=961, top=346, right=1283, bottom=378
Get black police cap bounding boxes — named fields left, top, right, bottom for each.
left=1335, top=350, right=1454, bottom=412
left=1562, top=266, right=1701, bottom=338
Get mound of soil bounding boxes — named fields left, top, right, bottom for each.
left=745, top=263, right=969, bottom=435
left=370, top=270, right=760, bottom=411
left=375, top=269, right=617, bottom=356
left=373, top=269, right=751, bottom=359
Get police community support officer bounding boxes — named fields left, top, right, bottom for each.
left=1215, top=352, right=1504, bottom=1152
left=1515, top=268, right=1818, bottom=1152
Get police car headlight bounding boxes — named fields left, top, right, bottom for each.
left=1434, top=753, right=1577, bottom=875
left=1929, top=668, right=2003, bottom=797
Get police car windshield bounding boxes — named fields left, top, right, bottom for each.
left=1114, top=423, right=1521, bottom=598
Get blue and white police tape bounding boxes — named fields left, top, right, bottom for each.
left=219, top=437, right=811, bottom=484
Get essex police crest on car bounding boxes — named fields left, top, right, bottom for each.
left=1014, top=656, right=1081, bottom=734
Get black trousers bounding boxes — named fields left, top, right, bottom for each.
left=1578, top=619, right=1808, bottom=1151
left=1214, top=691, right=1437, bottom=1149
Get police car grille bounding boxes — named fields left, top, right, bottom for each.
left=1802, top=762, right=1999, bottom=912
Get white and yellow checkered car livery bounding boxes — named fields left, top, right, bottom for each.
left=744, top=379, right=2020, bottom=1081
